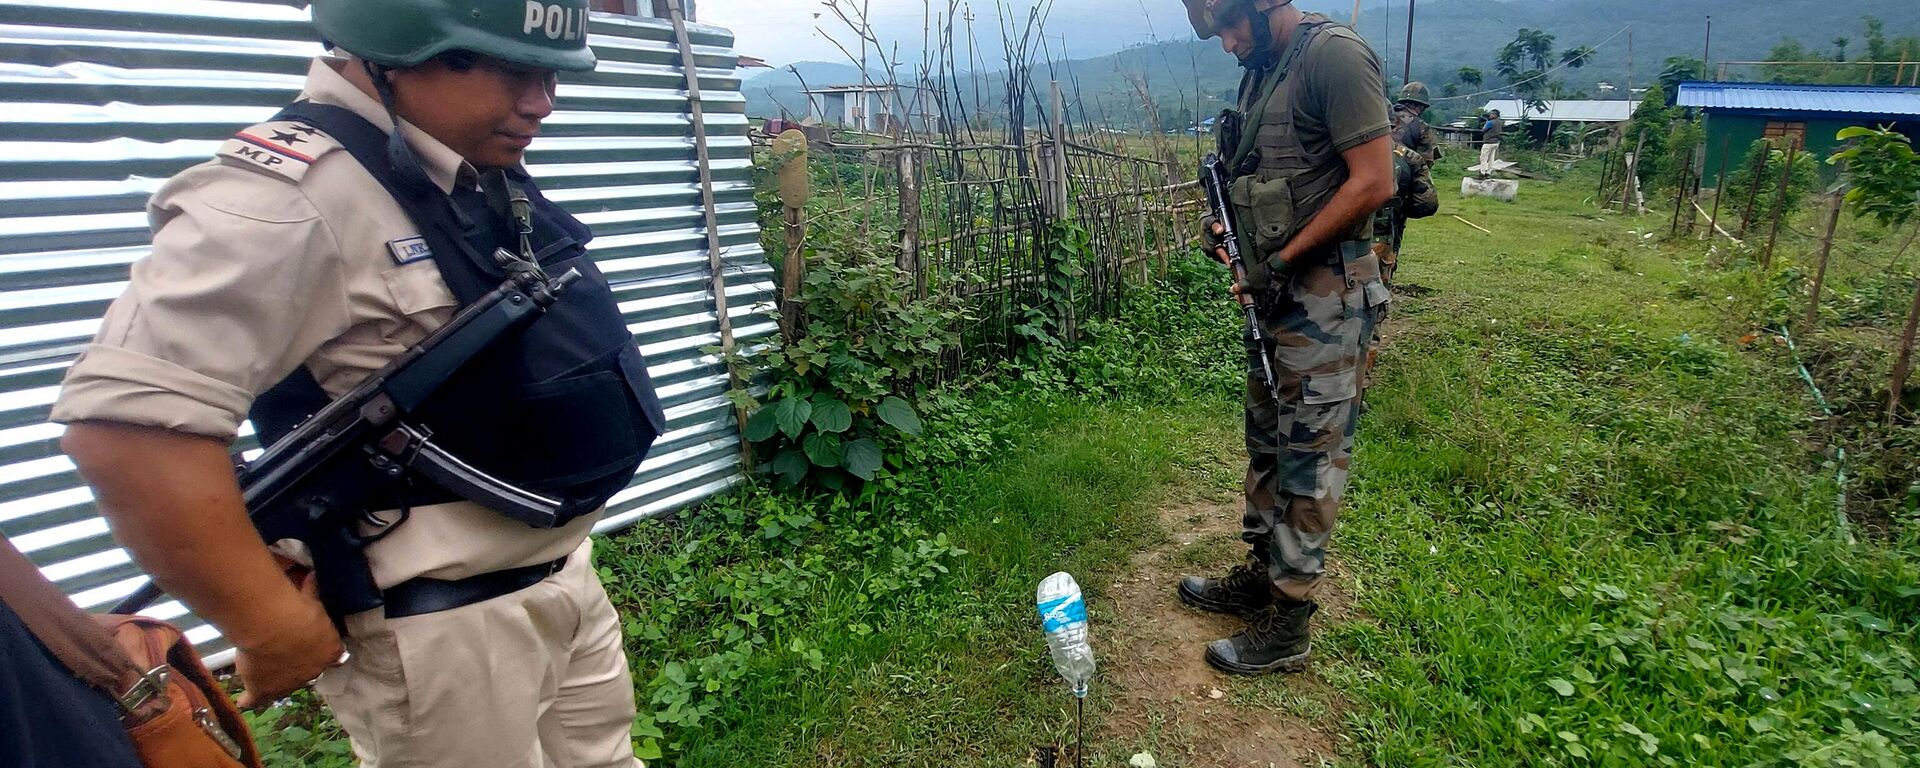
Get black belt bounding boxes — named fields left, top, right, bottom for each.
left=381, top=556, right=567, bottom=619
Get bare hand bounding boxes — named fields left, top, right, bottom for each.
left=232, top=570, right=343, bottom=710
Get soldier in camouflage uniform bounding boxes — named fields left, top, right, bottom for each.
left=1178, top=0, right=1394, bottom=675
left=1391, top=82, right=1441, bottom=168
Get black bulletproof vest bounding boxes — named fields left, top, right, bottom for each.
left=248, top=102, right=666, bottom=528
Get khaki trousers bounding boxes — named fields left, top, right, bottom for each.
left=1478, top=142, right=1501, bottom=171
left=317, top=539, right=643, bottom=768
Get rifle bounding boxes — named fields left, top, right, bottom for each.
left=113, top=255, right=581, bottom=622
left=1199, top=153, right=1278, bottom=396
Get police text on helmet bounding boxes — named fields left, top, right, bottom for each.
left=523, top=2, right=586, bottom=41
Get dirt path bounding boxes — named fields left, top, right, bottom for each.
left=1095, top=494, right=1356, bottom=768
left=1084, top=308, right=1422, bottom=767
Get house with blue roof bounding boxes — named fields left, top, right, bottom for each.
left=1676, top=81, right=1920, bottom=186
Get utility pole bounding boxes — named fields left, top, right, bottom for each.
left=1403, top=0, right=1417, bottom=86
left=1625, top=26, right=1634, bottom=98
left=1351, top=0, right=1361, bottom=25
left=1703, top=16, right=1713, bottom=75
left=1382, top=0, right=1391, bottom=85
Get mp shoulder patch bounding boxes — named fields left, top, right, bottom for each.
left=216, top=120, right=341, bottom=183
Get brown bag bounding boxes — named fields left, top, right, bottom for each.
left=0, top=536, right=262, bottom=768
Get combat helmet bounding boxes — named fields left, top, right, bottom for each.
left=1182, top=0, right=1295, bottom=40
left=311, top=0, right=597, bottom=72
left=1398, top=82, right=1431, bottom=108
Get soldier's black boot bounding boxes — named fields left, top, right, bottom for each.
left=1204, top=599, right=1317, bottom=676
left=1176, top=562, right=1271, bottom=617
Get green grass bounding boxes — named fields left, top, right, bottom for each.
left=253, top=153, right=1919, bottom=766
left=1332, top=154, right=1920, bottom=766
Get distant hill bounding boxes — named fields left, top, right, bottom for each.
left=741, top=0, right=1920, bottom=127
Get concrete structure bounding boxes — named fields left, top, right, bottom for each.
left=803, top=84, right=941, bottom=134
left=1676, top=82, right=1920, bottom=186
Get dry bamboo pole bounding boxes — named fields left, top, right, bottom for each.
left=1804, top=192, right=1843, bottom=329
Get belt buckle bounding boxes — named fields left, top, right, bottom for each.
left=117, top=665, right=171, bottom=719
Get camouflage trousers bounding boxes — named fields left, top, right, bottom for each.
left=1243, top=242, right=1387, bottom=602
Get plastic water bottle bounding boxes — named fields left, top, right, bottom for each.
left=1035, top=571, right=1096, bottom=697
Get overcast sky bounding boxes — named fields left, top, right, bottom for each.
left=699, top=0, right=1222, bottom=68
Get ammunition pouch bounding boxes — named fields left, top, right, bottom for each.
left=1228, top=173, right=1295, bottom=259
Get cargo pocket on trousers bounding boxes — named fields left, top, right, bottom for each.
left=1279, top=367, right=1359, bottom=499
left=319, top=618, right=412, bottom=737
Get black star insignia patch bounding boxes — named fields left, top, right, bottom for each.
left=269, top=130, right=306, bottom=145
left=288, top=125, right=321, bottom=136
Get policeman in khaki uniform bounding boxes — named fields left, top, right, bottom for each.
left=55, top=1, right=662, bottom=765
left=1174, top=0, right=1393, bottom=675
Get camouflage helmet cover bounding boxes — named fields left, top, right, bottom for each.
left=1398, top=82, right=1431, bottom=107
left=311, top=0, right=597, bottom=72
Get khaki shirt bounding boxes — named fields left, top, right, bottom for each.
left=52, top=58, right=599, bottom=587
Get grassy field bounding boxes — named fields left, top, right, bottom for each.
left=253, top=152, right=1918, bottom=766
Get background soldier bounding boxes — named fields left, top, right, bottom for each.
left=1392, top=82, right=1441, bottom=168
left=53, top=1, right=663, bottom=765
left=1479, top=108, right=1506, bottom=175
left=1177, top=0, right=1393, bottom=675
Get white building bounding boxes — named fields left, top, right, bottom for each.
left=803, top=84, right=941, bottom=134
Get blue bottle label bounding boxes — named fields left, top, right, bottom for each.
left=1037, top=592, right=1087, bottom=633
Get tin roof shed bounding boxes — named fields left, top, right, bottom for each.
left=1676, top=82, right=1920, bottom=118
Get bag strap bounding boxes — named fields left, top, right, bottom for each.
left=0, top=535, right=157, bottom=716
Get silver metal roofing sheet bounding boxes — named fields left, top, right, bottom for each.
left=0, top=0, right=766, bottom=663
left=1676, top=82, right=1920, bottom=117
left=1478, top=99, right=1638, bottom=123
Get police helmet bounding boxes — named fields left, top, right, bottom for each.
left=311, top=0, right=597, bottom=73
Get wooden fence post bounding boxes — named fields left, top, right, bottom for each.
left=1892, top=279, right=1920, bottom=419
left=897, top=147, right=922, bottom=291
left=1736, top=142, right=1769, bottom=239
left=772, top=129, right=811, bottom=343
left=1623, top=130, right=1647, bottom=214
left=1804, top=192, right=1843, bottom=329
left=1705, top=136, right=1730, bottom=241
left=1762, top=142, right=1799, bottom=270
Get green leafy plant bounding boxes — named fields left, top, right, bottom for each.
left=1830, top=125, right=1920, bottom=228
left=1725, top=137, right=1823, bottom=230
left=725, top=242, right=960, bottom=489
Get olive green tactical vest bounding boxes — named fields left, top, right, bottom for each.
left=1224, top=16, right=1373, bottom=260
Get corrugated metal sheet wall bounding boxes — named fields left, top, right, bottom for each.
left=0, top=0, right=768, bottom=659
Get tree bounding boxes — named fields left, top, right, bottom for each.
left=1833, top=36, right=1850, bottom=62
left=1830, top=127, right=1920, bottom=415
left=1659, top=57, right=1705, bottom=94
left=1490, top=29, right=1589, bottom=114
left=1456, top=66, right=1483, bottom=89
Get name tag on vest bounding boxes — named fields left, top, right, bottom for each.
left=387, top=236, right=433, bottom=265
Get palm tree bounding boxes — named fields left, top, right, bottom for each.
left=1457, top=66, right=1484, bottom=89
left=1518, top=28, right=1557, bottom=71
left=1561, top=46, right=1597, bottom=70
